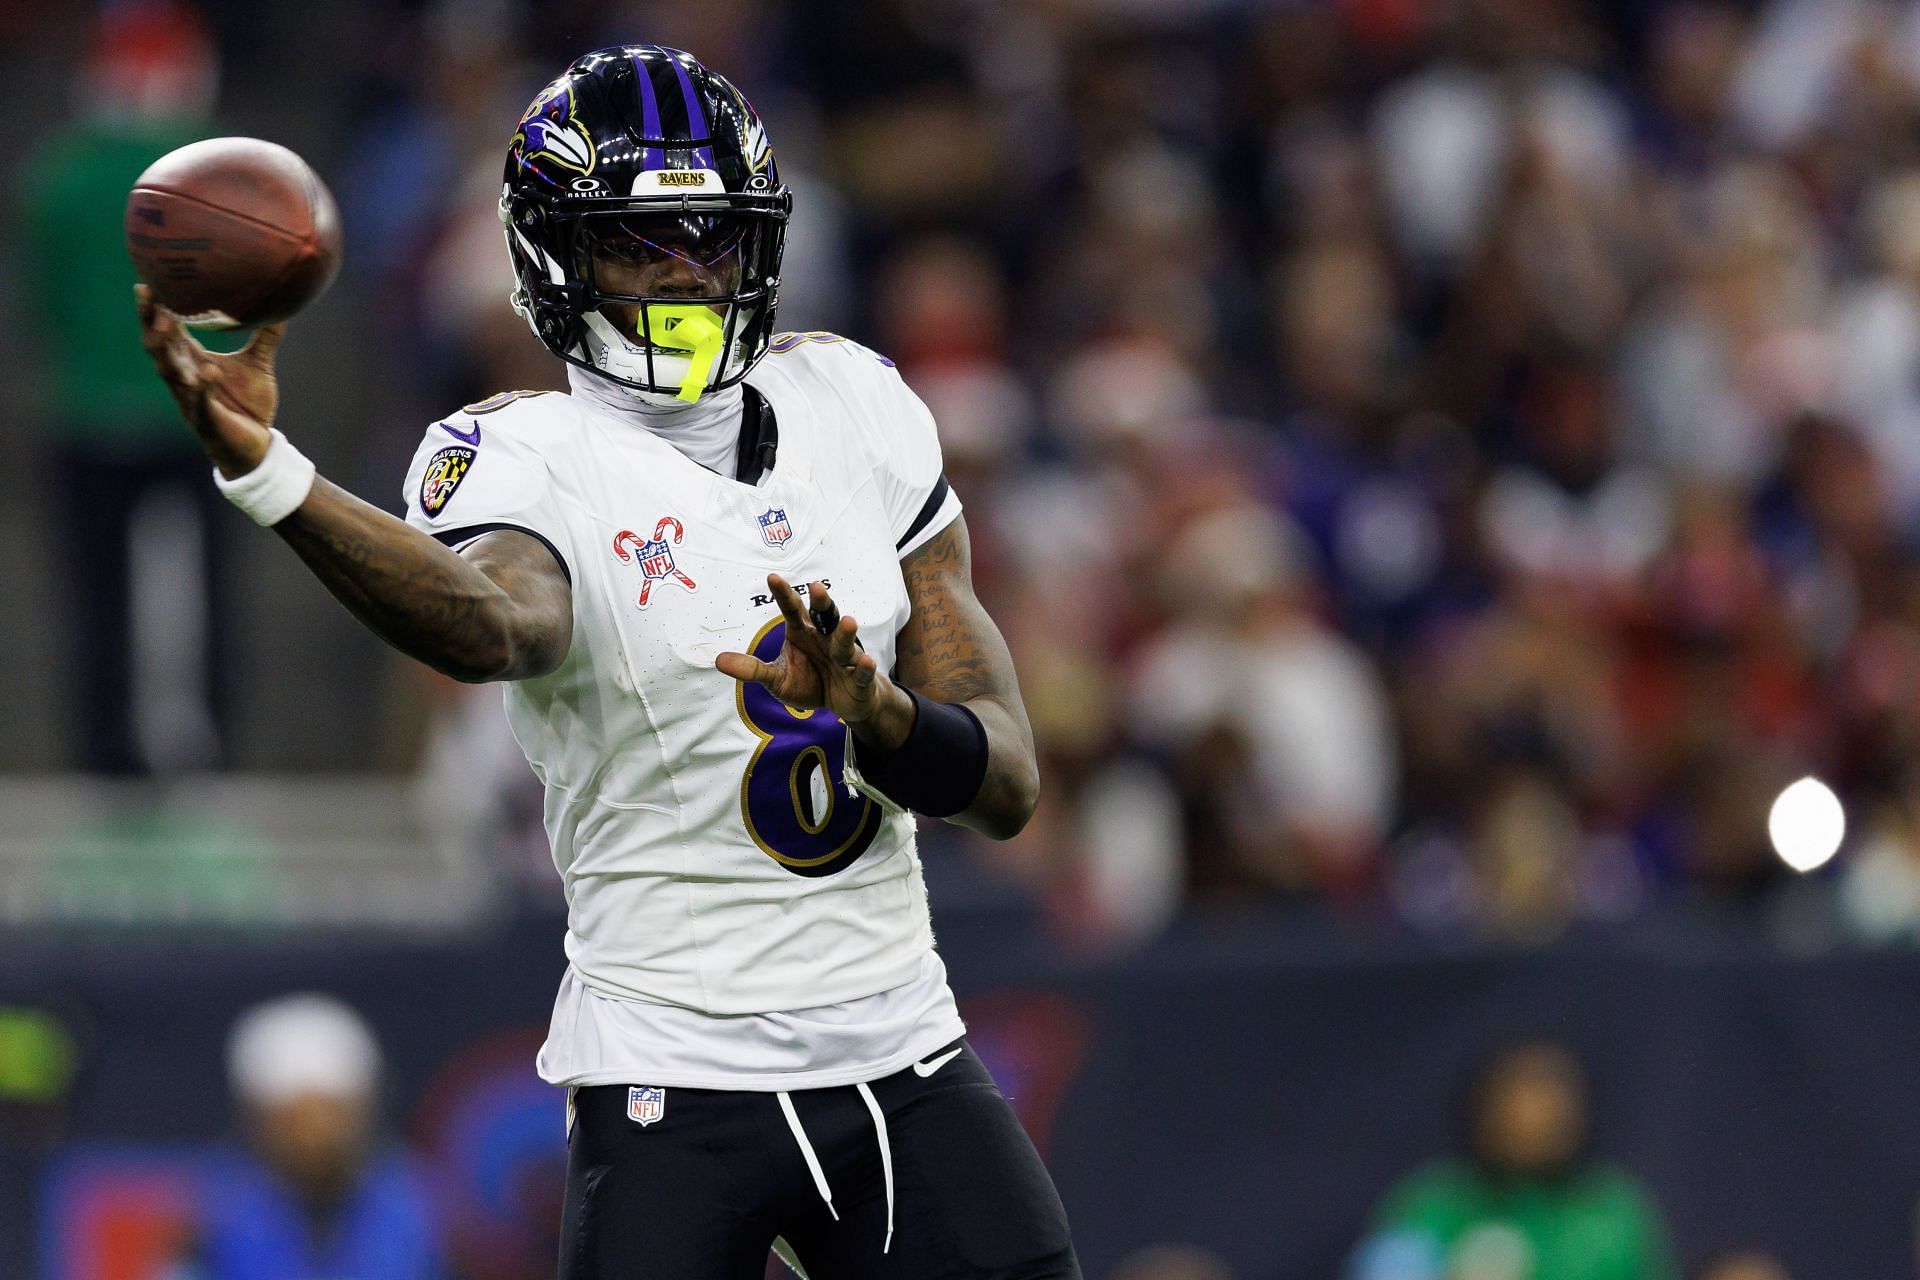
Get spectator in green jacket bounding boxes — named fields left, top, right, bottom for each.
left=19, top=0, right=230, bottom=774
left=1352, top=1041, right=1678, bottom=1280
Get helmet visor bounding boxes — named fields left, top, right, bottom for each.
left=575, top=212, right=760, bottom=298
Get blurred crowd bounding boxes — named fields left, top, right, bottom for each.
left=34, top=0, right=1920, bottom=950
left=826, top=0, right=1920, bottom=950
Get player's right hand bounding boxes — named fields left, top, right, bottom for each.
left=135, top=283, right=287, bottom=479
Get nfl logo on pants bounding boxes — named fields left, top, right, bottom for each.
left=627, top=1085, right=665, bottom=1127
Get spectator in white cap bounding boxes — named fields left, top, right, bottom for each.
left=227, top=993, right=384, bottom=1206
left=178, top=993, right=444, bottom=1280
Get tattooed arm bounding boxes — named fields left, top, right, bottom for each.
left=275, top=483, right=572, bottom=682
left=891, top=516, right=1039, bottom=838
left=134, top=285, right=571, bottom=684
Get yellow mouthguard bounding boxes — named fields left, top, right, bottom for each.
left=642, top=304, right=726, bottom=403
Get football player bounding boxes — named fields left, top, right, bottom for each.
left=136, top=44, right=1078, bottom=1280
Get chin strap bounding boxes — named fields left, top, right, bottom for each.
left=643, top=304, right=726, bottom=403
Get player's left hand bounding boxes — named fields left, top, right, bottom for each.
left=716, top=575, right=913, bottom=745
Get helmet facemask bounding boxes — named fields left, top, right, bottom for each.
left=576, top=210, right=765, bottom=403
left=505, top=195, right=787, bottom=405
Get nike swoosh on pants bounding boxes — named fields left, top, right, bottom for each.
left=911, top=1047, right=963, bottom=1078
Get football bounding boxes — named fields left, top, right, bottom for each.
left=125, top=137, right=342, bottom=328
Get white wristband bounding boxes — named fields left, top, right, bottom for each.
left=212, top=429, right=316, bottom=526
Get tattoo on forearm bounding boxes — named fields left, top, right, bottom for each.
left=896, top=517, right=1038, bottom=833
left=898, top=523, right=998, bottom=703
left=274, top=478, right=570, bottom=681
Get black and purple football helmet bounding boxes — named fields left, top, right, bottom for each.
left=500, top=46, right=791, bottom=401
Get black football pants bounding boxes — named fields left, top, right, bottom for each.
left=559, top=1039, right=1080, bottom=1279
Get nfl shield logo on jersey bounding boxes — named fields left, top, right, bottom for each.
left=627, top=1085, right=665, bottom=1126
left=638, top=539, right=675, bottom=579
left=757, top=507, right=794, bottom=549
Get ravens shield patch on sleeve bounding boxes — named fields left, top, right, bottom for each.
left=419, top=446, right=476, bottom=517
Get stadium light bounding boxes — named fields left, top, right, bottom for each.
left=1768, top=776, right=1846, bottom=873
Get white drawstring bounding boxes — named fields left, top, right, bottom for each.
left=855, top=1081, right=895, bottom=1254
left=777, top=1091, right=839, bottom=1221
left=776, top=1086, right=895, bottom=1255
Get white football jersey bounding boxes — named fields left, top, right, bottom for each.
left=402, top=333, right=963, bottom=1018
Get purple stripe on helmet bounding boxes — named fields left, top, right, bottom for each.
left=661, top=48, right=718, bottom=170
left=629, top=50, right=665, bottom=170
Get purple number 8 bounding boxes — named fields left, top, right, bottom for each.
left=735, top=618, right=882, bottom=875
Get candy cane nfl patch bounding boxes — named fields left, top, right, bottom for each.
left=419, top=446, right=476, bottom=517
left=627, top=1085, right=665, bottom=1126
